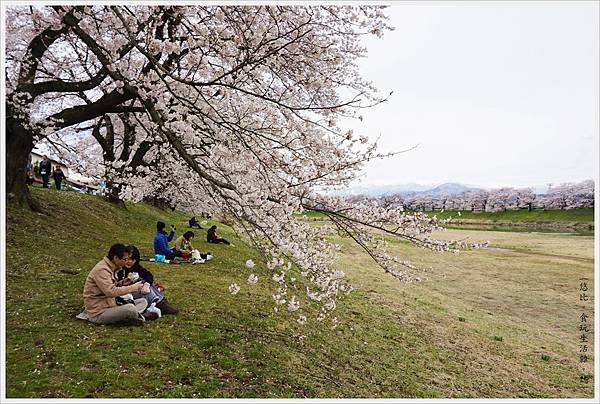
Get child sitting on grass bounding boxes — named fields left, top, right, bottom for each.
left=118, top=245, right=179, bottom=315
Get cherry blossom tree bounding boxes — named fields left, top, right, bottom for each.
left=404, top=195, right=432, bottom=211
left=486, top=187, right=516, bottom=212
left=7, top=5, right=489, bottom=323
left=514, top=188, right=536, bottom=211
left=7, top=5, right=390, bottom=200
left=543, top=181, right=594, bottom=210
left=371, top=183, right=591, bottom=214
left=38, top=112, right=157, bottom=203
left=379, top=193, right=404, bottom=210
left=566, top=180, right=595, bottom=208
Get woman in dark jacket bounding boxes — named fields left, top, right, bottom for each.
left=188, top=216, right=202, bottom=229
left=207, top=225, right=231, bottom=245
left=118, top=246, right=179, bottom=315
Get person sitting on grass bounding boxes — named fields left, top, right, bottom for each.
left=117, top=245, right=178, bottom=315
left=188, top=216, right=202, bottom=229
left=174, top=231, right=195, bottom=253
left=153, top=221, right=182, bottom=260
left=82, top=243, right=156, bottom=326
left=207, top=225, right=231, bottom=245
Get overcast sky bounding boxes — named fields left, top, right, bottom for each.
left=350, top=1, right=598, bottom=189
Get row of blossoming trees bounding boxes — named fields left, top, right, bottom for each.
left=359, top=180, right=594, bottom=213
left=6, top=5, right=486, bottom=324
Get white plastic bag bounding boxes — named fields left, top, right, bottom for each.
left=119, top=293, right=134, bottom=301
left=146, top=302, right=162, bottom=318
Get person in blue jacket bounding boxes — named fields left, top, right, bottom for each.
left=153, top=221, right=182, bottom=260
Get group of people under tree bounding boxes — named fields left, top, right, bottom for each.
left=80, top=218, right=234, bottom=326
left=153, top=220, right=231, bottom=261
left=25, top=155, right=65, bottom=190
left=153, top=221, right=201, bottom=260
left=81, top=243, right=178, bottom=326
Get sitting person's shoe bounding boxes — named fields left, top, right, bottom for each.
left=130, top=315, right=145, bottom=326
left=143, top=311, right=159, bottom=321
left=156, top=298, right=179, bottom=315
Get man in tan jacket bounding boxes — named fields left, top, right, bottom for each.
left=83, top=243, right=152, bottom=325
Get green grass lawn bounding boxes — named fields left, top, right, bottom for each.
left=4, top=188, right=595, bottom=398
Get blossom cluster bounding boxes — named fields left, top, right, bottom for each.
left=369, top=181, right=594, bottom=213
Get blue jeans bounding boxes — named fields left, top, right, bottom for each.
left=133, top=285, right=164, bottom=305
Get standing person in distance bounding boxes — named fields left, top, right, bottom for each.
left=53, top=167, right=65, bottom=190
left=39, top=155, right=52, bottom=188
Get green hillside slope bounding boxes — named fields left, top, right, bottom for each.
left=5, top=188, right=594, bottom=398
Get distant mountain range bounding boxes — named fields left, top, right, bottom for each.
left=337, top=182, right=433, bottom=197
left=332, top=182, right=550, bottom=197
left=410, top=182, right=481, bottom=197
left=332, top=182, right=480, bottom=197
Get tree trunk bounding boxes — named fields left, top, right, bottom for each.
left=144, top=195, right=173, bottom=211
left=105, top=181, right=126, bottom=209
left=5, top=112, right=39, bottom=210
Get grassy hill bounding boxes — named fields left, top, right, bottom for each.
left=5, top=188, right=595, bottom=398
